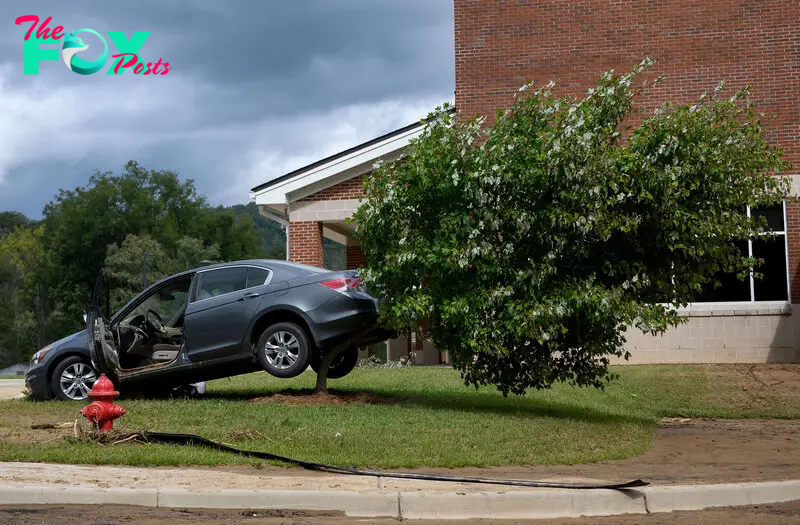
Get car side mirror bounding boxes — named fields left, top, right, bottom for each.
left=82, top=314, right=87, bottom=323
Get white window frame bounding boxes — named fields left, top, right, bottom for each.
left=742, top=201, right=790, bottom=302
left=684, top=201, right=791, bottom=311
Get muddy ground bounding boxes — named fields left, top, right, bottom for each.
left=247, top=388, right=399, bottom=406
left=6, top=365, right=798, bottom=484
left=205, top=417, right=800, bottom=485
left=1, top=365, right=799, bottom=523
left=215, top=364, right=800, bottom=484
left=1, top=501, right=799, bottom=525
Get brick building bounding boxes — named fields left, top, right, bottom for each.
left=249, top=120, right=443, bottom=363
left=252, top=0, right=800, bottom=364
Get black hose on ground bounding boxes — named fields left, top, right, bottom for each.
left=124, top=431, right=648, bottom=490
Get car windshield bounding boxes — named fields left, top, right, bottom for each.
left=121, top=278, right=192, bottom=328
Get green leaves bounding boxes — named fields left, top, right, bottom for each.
left=0, top=161, right=271, bottom=367
left=104, top=234, right=221, bottom=312
left=354, top=60, right=789, bottom=396
left=39, top=161, right=267, bottom=333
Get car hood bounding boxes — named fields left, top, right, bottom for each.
left=47, top=330, right=88, bottom=350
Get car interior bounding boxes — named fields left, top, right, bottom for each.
left=113, top=277, right=193, bottom=370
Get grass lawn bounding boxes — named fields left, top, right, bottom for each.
left=0, top=365, right=797, bottom=469
left=0, top=376, right=24, bottom=380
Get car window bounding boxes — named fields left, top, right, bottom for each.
left=196, top=267, right=247, bottom=301
left=246, top=267, right=270, bottom=288
left=122, top=278, right=191, bottom=328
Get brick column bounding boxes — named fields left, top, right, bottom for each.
left=289, top=221, right=323, bottom=267
left=346, top=245, right=367, bottom=270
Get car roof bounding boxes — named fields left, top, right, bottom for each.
left=135, top=259, right=332, bottom=296
left=192, top=259, right=327, bottom=273
left=156, top=259, right=327, bottom=280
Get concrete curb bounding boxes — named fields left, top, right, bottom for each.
left=157, top=488, right=399, bottom=518
left=642, top=480, right=800, bottom=514
left=0, top=480, right=799, bottom=519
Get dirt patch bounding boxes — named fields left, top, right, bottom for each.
left=208, top=416, right=800, bottom=484
left=0, top=505, right=346, bottom=525
left=4, top=414, right=141, bottom=446
left=247, top=389, right=400, bottom=406
left=0, top=414, right=77, bottom=445
left=704, top=363, right=800, bottom=408
left=389, top=417, right=800, bottom=484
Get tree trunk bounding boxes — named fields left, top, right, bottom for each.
left=314, top=344, right=345, bottom=395
left=314, top=323, right=372, bottom=395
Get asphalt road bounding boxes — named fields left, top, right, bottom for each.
left=1, top=502, right=799, bottom=525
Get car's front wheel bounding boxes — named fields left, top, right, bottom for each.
left=51, top=356, right=98, bottom=401
left=256, top=322, right=311, bottom=378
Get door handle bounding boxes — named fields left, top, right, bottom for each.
left=239, top=292, right=260, bottom=301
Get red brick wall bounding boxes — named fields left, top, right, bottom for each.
left=299, top=174, right=366, bottom=202
left=455, top=0, right=799, bottom=168
left=454, top=0, right=800, bottom=302
left=346, top=245, right=367, bottom=270
left=289, top=221, right=323, bottom=267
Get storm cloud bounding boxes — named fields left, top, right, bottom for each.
left=0, top=0, right=454, bottom=217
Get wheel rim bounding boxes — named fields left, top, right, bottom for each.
left=60, top=362, right=97, bottom=400
left=263, top=331, right=300, bottom=370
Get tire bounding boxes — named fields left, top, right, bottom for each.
left=50, top=356, right=98, bottom=401
left=310, top=345, right=359, bottom=379
left=256, top=322, right=311, bottom=378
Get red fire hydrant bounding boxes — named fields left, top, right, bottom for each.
left=79, top=374, right=126, bottom=431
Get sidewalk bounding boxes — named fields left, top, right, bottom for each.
left=0, top=380, right=24, bottom=401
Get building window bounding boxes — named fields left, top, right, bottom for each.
left=694, top=203, right=789, bottom=303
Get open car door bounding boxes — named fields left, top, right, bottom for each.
left=87, top=268, right=121, bottom=384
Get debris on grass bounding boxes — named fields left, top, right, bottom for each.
left=30, top=422, right=74, bottom=430
left=64, top=417, right=133, bottom=445
left=356, top=353, right=415, bottom=368
left=247, top=389, right=400, bottom=406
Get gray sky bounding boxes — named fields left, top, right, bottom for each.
left=0, top=1, right=454, bottom=218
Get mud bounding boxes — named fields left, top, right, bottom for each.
left=247, top=388, right=400, bottom=406
left=1, top=501, right=799, bottom=524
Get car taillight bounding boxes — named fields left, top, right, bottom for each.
left=320, top=277, right=362, bottom=294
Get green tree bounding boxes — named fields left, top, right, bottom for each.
left=0, top=212, right=33, bottom=237
left=0, top=225, right=51, bottom=365
left=42, top=161, right=262, bottom=335
left=354, top=59, right=790, bottom=396
left=228, top=202, right=287, bottom=259
left=104, top=234, right=219, bottom=311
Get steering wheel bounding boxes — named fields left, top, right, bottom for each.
left=145, top=309, right=167, bottom=336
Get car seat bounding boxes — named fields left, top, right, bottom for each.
left=152, top=344, right=180, bottom=362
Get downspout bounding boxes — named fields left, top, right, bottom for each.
left=284, top=223, right=290, bottom=261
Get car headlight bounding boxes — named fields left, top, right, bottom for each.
left=31, top=346, right=53, bottom=366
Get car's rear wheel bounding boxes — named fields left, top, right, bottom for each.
left=310, top=345, right=359, bottom=379
left=51, top=356, right=98, bottom=401
left=257, top=322, right=311, bottom=378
